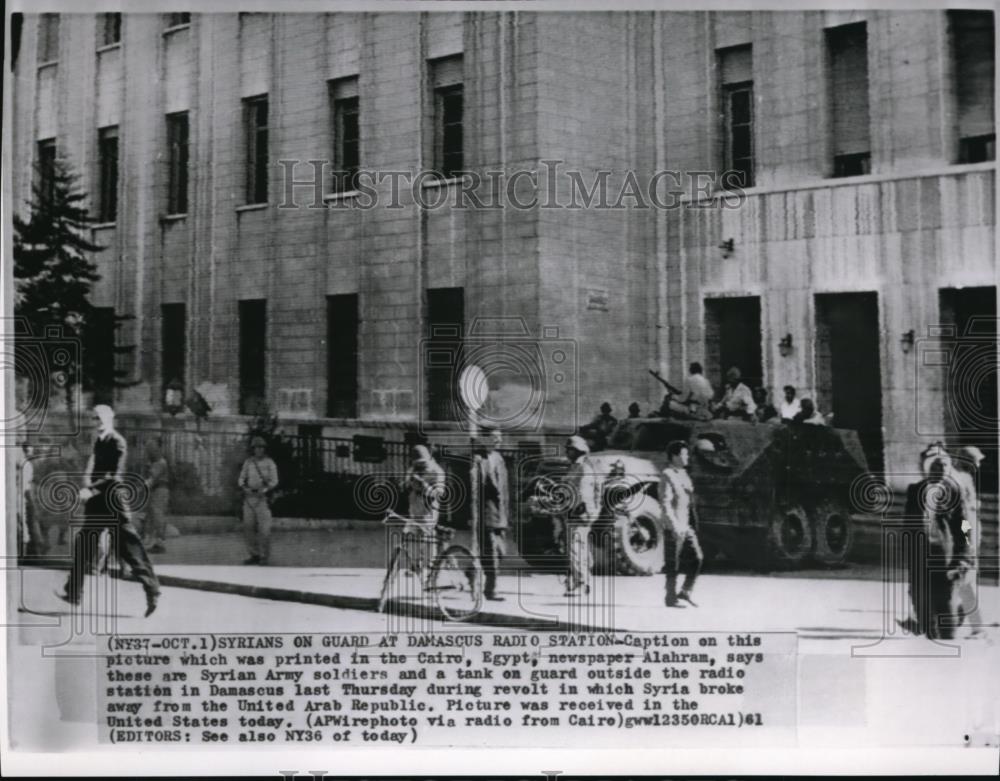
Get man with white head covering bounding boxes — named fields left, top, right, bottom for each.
left=57, top=405, right=161, bottom=616
left=563, top=435, right=601, bottom=596
left=716, top=367, right=756, bottom=420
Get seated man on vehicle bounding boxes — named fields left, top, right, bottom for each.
left=582, top=402, right=618, bottom=450
left=791, top=398, right=826, bottom=425
left=713, top=367, right=756, bottom=420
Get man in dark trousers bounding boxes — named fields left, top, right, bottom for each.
left=660, top=440, right=703, bottom=608
left=57, top=405, right=160, bottom=617
left=903, top=444, right=972, bottom=640
left=470, top=429, right=509, bottom=601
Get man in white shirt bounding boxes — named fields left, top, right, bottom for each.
left=779, top=385, right=802, bottom=421
left=717, top=367, right=756, bottom=419
left=660, top=440, right=703, bottom=607
left=683, top=362, right=715, bottom=411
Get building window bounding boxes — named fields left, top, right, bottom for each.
left=430, top=55, right=464, bottom=178
left=950, top=11, right=995, bottom=163
left=330, top=77, right=360, bottom=193
left=38, top=13, right=59, bottom=63
left=37, top=139, right=57, bottom=206
left=166, top=13, right=191, bottom=29
left=327, top=294, right=359, bottom=418
left=239, top=299, right=267, bottom=416
left=426, top=287, right=465, bottom=421
left=100, top=13, right=121, bottom=47
left=86, top=307, right=117, bottom=402
left=826, top=23, right=871, bottom=178
left=166, top=112, right=189, bottom=214
left=161, top=303, right=186, bottom=403
left=97, top=126, right=119, bottom=223
left=244, top=95, right=269, bottom=205
left=718, top=45, right=754, bottom=188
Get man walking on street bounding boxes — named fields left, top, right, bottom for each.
left=564, top=435, right=600, bottom=596
left=471, top=429, right=509, bottom=601
left=661, top=440, right=703, bottom=608
left=57, top=405, right=160, bottom=617
left=239, top=436, right=279, bottom=565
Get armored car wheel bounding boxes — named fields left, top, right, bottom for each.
left=810, top=500, right=853, bottom=566
left=609, top=494, right=664, bottom=576
left=765, top=504, right=813, bottom=569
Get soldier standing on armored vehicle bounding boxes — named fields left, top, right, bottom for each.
left=660, top=440, right=703, bottom=607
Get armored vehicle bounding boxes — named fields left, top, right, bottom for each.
left=520, top=418, right=869, bottom=574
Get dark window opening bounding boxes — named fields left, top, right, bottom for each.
left=950, top=11, right=995, bottom=163
left=833, top=152, right=871, bottom=178
left=167, top=112, right=189, bottom=214
left=37, top=139, right=57, bottom=206
left=38, top=13, right=59, bottom=63
left=959, top=133, right=996, bottom=164
left=161, top=303, right=186, bottom=403
left=430, top=55, right=464, bottom=179
left=718, top=45, right=754, bottom=189
left=100, top=13, right=122, bottom=47
left=166, top=13, right=191, bottom=28
left=327, top=294, right=359, bottom=418
left=98, top=126, right=119, bottom=223
left=827, top=22, right=871, bottom=177
left=86, top=307, right=116, bottom=403
left=244, top=96, right=269, bottom=205
left=239, top=299, right=267, bottom=416
left=426, top=287, right=465, bottom=422
left=330, top=77, right=360, bottom=193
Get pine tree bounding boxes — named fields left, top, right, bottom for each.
left=14, top=157, right=104, bottom=417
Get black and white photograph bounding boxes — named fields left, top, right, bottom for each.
left=2, top=1, right=998, bottom=776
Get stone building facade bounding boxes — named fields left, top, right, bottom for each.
left=10, top=10, right=996, bottom=483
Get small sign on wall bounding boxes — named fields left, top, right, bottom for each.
left=585, top=288, right=610, bottom=312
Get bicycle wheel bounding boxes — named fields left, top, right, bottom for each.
left=428, top=544, right=483, bottom=621
left=378, top=546, right=413, bottom=613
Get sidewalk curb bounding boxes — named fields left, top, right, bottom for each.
left=156, top=572, right=615, bottom=632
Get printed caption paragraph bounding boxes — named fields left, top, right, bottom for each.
left=99, top=632, right=797, bottom=748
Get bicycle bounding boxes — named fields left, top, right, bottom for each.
left=377, top=510, right=484, bottom=622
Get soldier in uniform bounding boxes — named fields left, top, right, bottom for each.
left=563, top=435, right=600, bottom=596
left=57, top=405, right=160, bottom=617
left=238, top=436, right=280, bottom=565
left=470, top=430, right=509, bottom=601
left=903, top=444, right=972, bottom=639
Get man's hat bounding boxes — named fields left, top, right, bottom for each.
left=961, top=446, right=985, bottom=466
left=250, top=435, right=267, bottom=448
left=726, top=367, right=741, bottom=382
left=565, top=435, right=590, bottom=454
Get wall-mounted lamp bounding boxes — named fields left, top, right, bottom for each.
left=900, top=329, right=915, bottom=354
left=778, top=333, right=794, bottom=357
left=718, top=238, right=735, bottom=258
